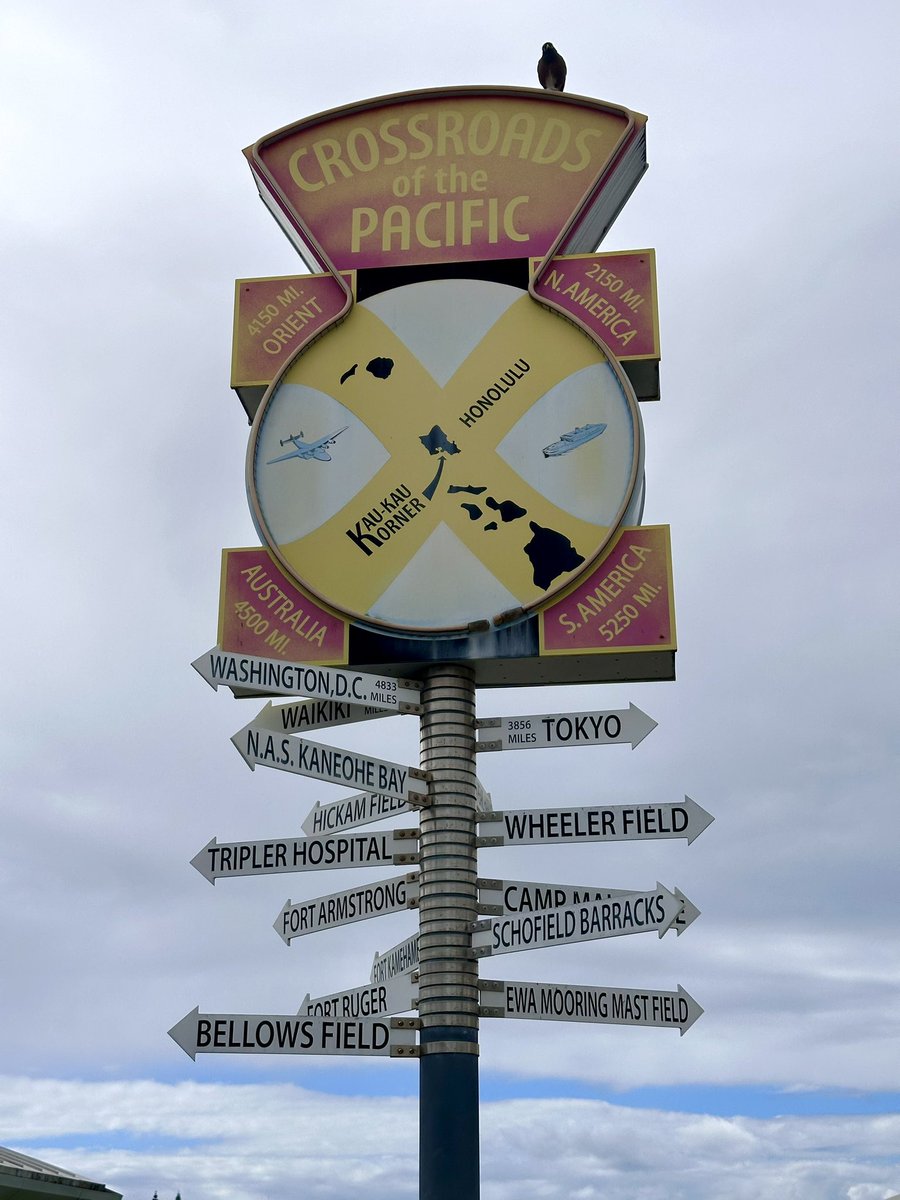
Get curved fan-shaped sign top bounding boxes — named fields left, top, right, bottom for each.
left=244, top=86, right=646, bottom=273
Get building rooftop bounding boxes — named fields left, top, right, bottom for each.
left=0, top=1147, right=122, bottom=1200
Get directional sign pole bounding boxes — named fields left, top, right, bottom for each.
left=418, top=663, right=480, bottom=1200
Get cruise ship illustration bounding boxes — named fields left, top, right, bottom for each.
left=542, top=423, right=607, bottom=458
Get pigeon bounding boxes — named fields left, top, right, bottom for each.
left=537, top=42, right=567, bottom=91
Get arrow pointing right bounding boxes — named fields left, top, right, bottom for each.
left=477, top=877, right=700, bottom=937
left=476, top=703, right=657, bottom=752
left=477, top=796, right=714, bottom=847
left=673, top=887, right=701, bottom=935
left=472, top=883, right=682, bottom=958
left=478, top=980, right=703, bottom=1035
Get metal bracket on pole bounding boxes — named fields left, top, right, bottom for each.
left=476, top=878, right=503, bottom=914
left=473, top=718, right=501, bottom=753
left=390, top=1016, right=422, bottom=1058
left=393, top=826, right=422, bottom=866
left=396, top=679, right=424, bottom=717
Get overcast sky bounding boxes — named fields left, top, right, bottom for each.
left=1, top=2, right=899, bottom=1198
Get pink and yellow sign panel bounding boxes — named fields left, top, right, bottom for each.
left=231, top=272, right=353, bottom=389
left=245, top=88, right=645, bottom=271
left=217, top=528, right=673, bottom=672
left=531, top=250, right=659, bottom=364
left=540, top=525, right=674, bottom=656
left=218, top=547, right=347, bottom=666
left=231, top=254, right=659, bottom=396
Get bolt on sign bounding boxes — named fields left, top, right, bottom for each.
left=223, top=86, right=674, bottom=687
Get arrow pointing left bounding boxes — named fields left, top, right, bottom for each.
left=231, top=725, right=429, bottom=804
left=168, top=1007, right=419, bottom=1059
left=303, top=975, right=418, bottom=1019
left=276, top=872, right=419, bottom=943
left=191, top=830, right=419, bottom=884
left=371, top=934, right=420, bottom=984
left=246, top=698, right=397, bottom=735
left=192, top=647, right=422, bottom=711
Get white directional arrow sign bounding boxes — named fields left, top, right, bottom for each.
left=471, top=884, right=682, bottom=957
left=477, top=797, right=714, bottom=847
left=191, top=830, right=419, bottom=884
left=478, top=878, right=700, bottom=937
left=476, top=703, right=657, bottom=752
left=245, top=697, right=397, bottom=736
left=302, top=791, right=418, bottom=836
left=232, top=725, right=429, bottom=804
left=371, top=933, right=420, bottom=984
left=276, top=873, right=419, bottom=943
left=303, top=975, right=418, bottom=1020
left=302, top=776, right=488, bottom=835
left=192, top=647, right=422, bottom=711
left=478, top=979, right=703, bottom=1035
left=168, top=1007, right=419, bottom=1059
left=672, top=887, right=701, bottom=936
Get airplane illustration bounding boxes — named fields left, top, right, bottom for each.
left=266, top=426, right=349, bottom=464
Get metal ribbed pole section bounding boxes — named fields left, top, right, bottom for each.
left=418, top=663, right=480, bottom=1200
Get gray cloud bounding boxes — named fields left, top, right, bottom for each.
left=3, top=1079, right=898, bottom=1199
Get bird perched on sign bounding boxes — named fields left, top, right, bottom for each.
left=537, top=42, right=567, bottom=91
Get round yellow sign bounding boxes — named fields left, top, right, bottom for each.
left=248, top=278, right=643, bottom=633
